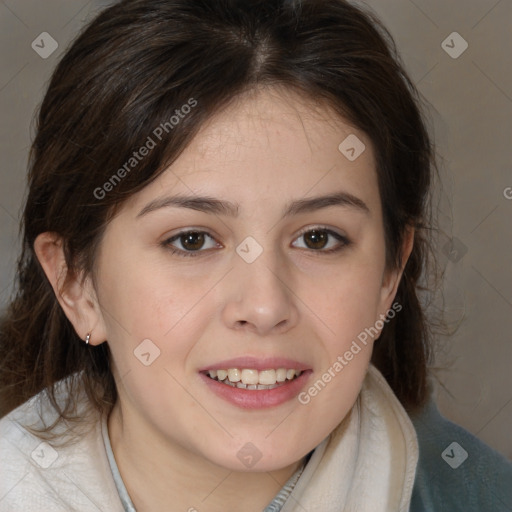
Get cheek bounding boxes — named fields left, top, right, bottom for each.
left=306, top=261, right=384, bottom=343
left=98, top=259, right=216, bottom=376
left=99, top=269, right=212, bottom=422
left=299, top=272, right=381, bottom=417
left=98, top=253, right=189, bottom=334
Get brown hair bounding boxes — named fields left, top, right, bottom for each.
left=0, top=0, right=444, bottom=435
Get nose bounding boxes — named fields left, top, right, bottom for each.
left=221, top=247, right=299, bottom=336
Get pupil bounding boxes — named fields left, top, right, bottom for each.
left=182, top=232, right=204, bottom=250
left=305, top=230, right=327, bottom=249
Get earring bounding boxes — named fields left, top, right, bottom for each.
left=85, top=333, right=91, bottom=345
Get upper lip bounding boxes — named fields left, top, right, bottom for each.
left=199, top=356, right=311, bottom=372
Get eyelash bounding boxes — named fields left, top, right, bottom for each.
left=161, top=226, right=351, bottom=258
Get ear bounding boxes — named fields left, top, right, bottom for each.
left=378, top=225, right=415, bottom=316
left=33, top=232, right=108, bottom=346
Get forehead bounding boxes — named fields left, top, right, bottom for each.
left=127, top=86, right=380, bottom=217
left=190, top=86, right=372, bottom=166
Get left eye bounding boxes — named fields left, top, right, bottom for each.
left=291, top=228, right=349, bottom=253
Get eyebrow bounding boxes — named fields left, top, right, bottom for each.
left=136, top=191, right=370, bottom=219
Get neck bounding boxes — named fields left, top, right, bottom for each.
left=107, top=403, right=306, bottom=512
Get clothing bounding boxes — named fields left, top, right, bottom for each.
left=409, top=396, right=512, bottom=511
left=0, top=365, right=510, bottom=511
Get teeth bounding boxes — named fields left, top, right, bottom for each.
left=235, top=381, right=280, bottom=390
left=276, top=368, right=287, bottom=382
left=259, top=369, right=276, bottom=385
left=227, top=368, right=241, bottom=382
left=207, top=367, right=303, bottom=387
left=241, top=369, right=259, bottom=385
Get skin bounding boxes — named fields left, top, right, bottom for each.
left=35, top=85, right=414, bottom=511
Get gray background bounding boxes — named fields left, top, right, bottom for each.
left=0, top=0, right=510, bottom=461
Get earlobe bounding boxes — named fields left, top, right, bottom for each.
left=33, top=232, right=107, bottom=345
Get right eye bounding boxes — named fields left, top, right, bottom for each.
left=162, top=230, right=221, bottom=257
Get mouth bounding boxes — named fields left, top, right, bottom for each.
left=204, top=368, right=304, bottom=390
left=199, top=359, right=312, bottom=409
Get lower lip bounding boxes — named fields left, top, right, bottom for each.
left=199, top=371, right=312, bottom=409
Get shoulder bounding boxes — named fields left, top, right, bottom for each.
left=408, top=395, right=512, bottom=512
left=0, top=374, right=123, bottom=512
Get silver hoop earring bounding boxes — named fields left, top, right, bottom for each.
left=85, top=333, right=91, bottom=345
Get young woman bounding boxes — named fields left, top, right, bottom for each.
left=1, top=0, right=511, bottom=510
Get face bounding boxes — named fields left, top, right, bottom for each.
left=87, top=86, right=404, bottom=472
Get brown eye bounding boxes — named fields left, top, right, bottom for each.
left=292, top=227, right=351, bottom=254
left=180, top=231, right=205, bottom=251
left=303, top=229, right=329, bottom=250
left=163, top=230, right=219, bottom=257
